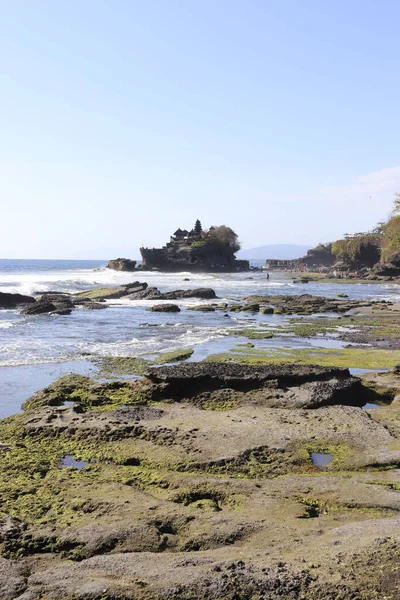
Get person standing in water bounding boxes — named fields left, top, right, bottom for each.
left=266, top=272, right=270, bottom=281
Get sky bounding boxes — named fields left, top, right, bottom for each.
left=1, top=0, right=400, bottom=258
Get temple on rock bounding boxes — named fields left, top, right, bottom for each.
left=140, top=221, right=249, bottom=272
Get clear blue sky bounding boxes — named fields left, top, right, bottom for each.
left=1, top=0, right=400, bottom=258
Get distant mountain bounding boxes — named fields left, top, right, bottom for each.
left=237, top=244, right=311, bottom=260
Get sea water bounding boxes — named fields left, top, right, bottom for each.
left=1, top=259, right=399, bottom=418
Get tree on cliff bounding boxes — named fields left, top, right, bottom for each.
left=194, top=219, right=202, bottom=235
left=382, top=215, right=400, bottom=263
left=332, top=234, right=382, bottom=267
left=392, top=193, right=400, bottom=215
left=206, top=225, right=240, bottom=253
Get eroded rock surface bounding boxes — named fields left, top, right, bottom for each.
left=243, top=293, right=378, bottom=314
left=1, top=364, right=400, bottom=599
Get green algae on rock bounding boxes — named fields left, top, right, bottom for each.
left=205, top=346, right=400, bottom=370
left=96, top=356, right=152, bottom=377
left=154, top=348, right=194, bottom=364
left=2, top=363, right=400, bottom=599
left=228, top=328, right=275, bottom=340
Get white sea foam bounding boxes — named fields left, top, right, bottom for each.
left=0, top=265, right=291, bottom=298
left=1, top=260, right=400, bottom=370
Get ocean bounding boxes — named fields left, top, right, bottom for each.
left=1, top=258, right=400, bottom=418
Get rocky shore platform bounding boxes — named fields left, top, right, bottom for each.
left=0, top=285, right=384, bottom=318
left=1, top=363, right=400, bottom=599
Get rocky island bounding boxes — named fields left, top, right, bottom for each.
left=108, top=221, right=249, bottom=273
left=141, top=221, right=249, bottom=272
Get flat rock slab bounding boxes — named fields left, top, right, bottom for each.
left=146, top=362, right=364, bottom=408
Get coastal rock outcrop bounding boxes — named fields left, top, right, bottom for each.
left=145, top=362, right=364, bottom=409
left=0, top=292, right=35, bottom=309
left=243, top=293, right=375, bottom=315
left=76, top=282, right=217, bottom=302
left=20, top=301, right=57, bottom=315
left=147, top=303, right=181, bottom=313
left=20, top=293, right=75, bottom=316
left=107, top=258, right=137, bottom=271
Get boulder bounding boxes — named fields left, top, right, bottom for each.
left=107, top=258, right=137, bottom=271
left=76, top=283, right=217, bottom=302
left=39, top=293, right=73, bottom=306
left=20, top=301, right=56, bottom=315
left=82, top=303, right=108, bottom=310
left=165, top=288, right=217, bottom=300
left=260, top=306, right=274, bottom=314
left=241, top=303, right=260, bottom=312
left=76, top=282, right=149, bottom=301
left=51, top=308, right=72, bottom=316
left=147, top=304, right=181, bottom=313
left=0, top=292, right=35, bottom=309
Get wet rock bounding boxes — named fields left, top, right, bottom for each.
left=20, top=301, right=56, bottom=315
left=147, top=304, right=181, bottom=313
left=241, top=303, right=260, bottom=312
left=0, top=292, right=36, bottom=309
left=76, top=281, right=149, bottom=301
left=39, top=293, right=73, bottom=306
left=244, top=293, right=373, bottom=315
left=76, top=283, right=217, bottom=302
left=164, top=288, right=217, bottom=300
left=81, top=303, right=108, bottom=310
left=107, top=258, right=137, bottom=271
left=51, top=308, right=72, bottom=316
left=260, top=306, right=274, bottom=314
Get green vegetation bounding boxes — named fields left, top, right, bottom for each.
left=95, top=350, right=194, bottom=377
left=75, top=288, right=112, bottom=299
left=180, top=446, right=312, bottom=479
left=205, top=225, right=240, bottom=253
left=367, top=480, right=400, bottom=491
left=97, top=356, right=151, bottom=377
left=382, top=214, right=400, bottom=263
left=332, top=234, right=382, bottom=268
left=194, top=218, right=202, bottom=235
left=228, top=328, right=275, bottom=339
left=204, top=346, right=400, bottom=369
left=154, top=348, right=194, bottom=364
left=21, top=374, right=152, bottom=412
left=285, top=319, right=339, bottom=337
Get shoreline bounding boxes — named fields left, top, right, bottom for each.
left=278, top=270, right=400, bottom=285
